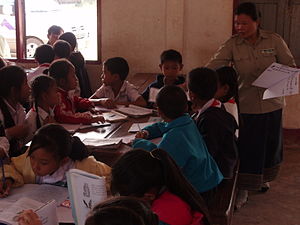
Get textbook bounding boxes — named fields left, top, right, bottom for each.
left=116, top=105, right=153, bottom=117
left=61, top=122, right=111, bottom=133
left=253, top=62, right=299, bottom=99
left=67, top=169, right=107, bottom=225
left=102, top=110, right=128, bottom=122
left=0, top=198, right=58, bottom=225
left=82, top=137, right=122, bottom=150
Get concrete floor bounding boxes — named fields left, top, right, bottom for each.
left=232, top=131, right=300, bottom=225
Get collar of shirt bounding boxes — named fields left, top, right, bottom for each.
left=197, top=98, right=222, bottom=115
left=2, top=98, right=25, bottom=124
left=106, top=81, right=128, bottom=100
left=32, top=106, right=54, bottom=121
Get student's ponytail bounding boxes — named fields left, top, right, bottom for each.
left=69, top=136, right=89, bottom=161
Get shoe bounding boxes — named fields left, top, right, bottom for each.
left=260, top=182, right=270, bottom=193
left=235, top=190, right=248, bottom=210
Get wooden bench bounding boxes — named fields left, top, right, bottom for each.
left=210, top=162, right=239, bottom=225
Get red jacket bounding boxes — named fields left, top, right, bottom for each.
left=54, top=88, right=93, bottom=124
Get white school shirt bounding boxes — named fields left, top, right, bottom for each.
left=27, top=64, right=50, bottom=84
left=25, top=106, right=54, bottom=143
left=197, top=98, right=222, bottom=115
left=93, top=81, right=141, bottom=103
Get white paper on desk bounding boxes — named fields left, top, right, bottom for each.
left=116, top=105, right=153, bottom=117
left=82, top=137, right=122, bottom=149
left=79, top=122, right=111, bottom=130
left=252, top=62, right=300, bottom=99
left=60, top=123, right=82, bottom=133
left=128, top=122, right=154, bottom=133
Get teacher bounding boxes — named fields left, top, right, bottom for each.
left=206, top=2, right=295, bottom=207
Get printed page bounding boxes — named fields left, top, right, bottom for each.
left=82, top=138, right=122, bottom=149
left=0, top=197, right=44, bottom=225
left=102, top=111, right=128, bottom=122
left=36, top=200, right=58, bottom=225
left=128, top=122, right=154, bottom=133
left=60, top=124, right=82, bottom=133
left=117, top=105, right=153, bottom=117
left=79, top=122, right=111, bottom=130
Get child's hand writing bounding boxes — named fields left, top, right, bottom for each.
left=91, top=115, right=105, bottom=124
left=0, top=178, right=13, bottom=198
left=18, top=210, right=42, bottom=225
left=135, top=130, right=148, bottom=139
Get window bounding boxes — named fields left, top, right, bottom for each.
left=0, top=0, right=99, bottom=61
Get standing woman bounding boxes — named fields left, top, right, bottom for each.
left=206, top=2, right=296, bottom=207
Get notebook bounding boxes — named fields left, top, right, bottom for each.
left=67, top=169, right=107, bottom=225
left=82, top=137, right=122, bottom=150
left=102, top=111, right=128, bottom=122
left=116, top=105, right=153, bottom=117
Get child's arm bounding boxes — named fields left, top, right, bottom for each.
left=73, top=96, right=94, bottom=111
left=90, top=98, right=116, bottom=109
left=5, top=124, right=29, bottom=140
left=142, top=122, right=167, bottom=139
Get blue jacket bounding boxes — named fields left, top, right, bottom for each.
left=133, top=114, right=223, bottom=193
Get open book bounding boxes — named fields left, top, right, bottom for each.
left=102, top=111, right=128, bottom=122
left=116, top=105, right=153, bottom=117
left=67, top=169, right=107, bottom=225
left=252, top=62, right=299, bottom=99
left=82, top=137, right=122, bottom=150
left=0, top=198, right=57, bottom=225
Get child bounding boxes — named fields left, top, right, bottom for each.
left=47, top=25, right=64, bottom=46
left=133, top=85, right=223, bottom=193
left=53, top=40, right=71, bottom=59
left=49, top=59, right=104, bottom=124
left=90, top=57, right=146, bottom=108
left=27, top=44, right=55, bottom=84
left=187, top=67, right=238, bottom=179
left=0, top=66, right=30, bottom=157
left=142, top=49, right=185, bottom=107
left=0, top=124, right=111, bottom=197
left=111, top=148, right=212, bottom=225
left=59, top=32, right=92, bottom=98
left=215, top=66, right=239, bottom=127
left=25, top=75, right=58, bottom=142
left=85, top=196, right=158, bottom=225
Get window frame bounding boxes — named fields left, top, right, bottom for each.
left=7, top=0, right=101, bottom=64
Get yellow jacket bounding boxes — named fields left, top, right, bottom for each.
left=2, top=151, right=111, bottom=188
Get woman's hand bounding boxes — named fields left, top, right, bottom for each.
left=18, top=210, right=42, bottom=225
left=0, top=178, right=14, bottom=198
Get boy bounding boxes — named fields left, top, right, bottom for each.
left=49, top=59, right=104, bottom=124
left=187, top=67, right=238, bottom=179
left=47, top=25, right=64, bottom=46
left=142, top=49, right=185, bottom=107
left=27, top=44, right=55, bottom=84
left=133, top=85, right=223, bottom=193
left=53, top=40, right=71, bottom=59
left=90, top=57, right=146, bottom=108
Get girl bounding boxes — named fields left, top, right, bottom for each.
left=111, top=148, right=212, bottom=225
left=215, top=66, right=239, bottom=129
left=25, top=75, right=58, bottom=142
left=0, top=124, right=111, bottom=197
left=0, top=65, right=30, bottom=157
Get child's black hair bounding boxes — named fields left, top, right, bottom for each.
left=104, top=57, right=129, bottom=81
left=28, top=124, right=89, bottom=161
left=59, top=32, right=77, bottom=51
left=34, top=44, right=55, bottom=64
left=0, top=65, right=27, bottom=98
left=156, top=85, right=187, bottom=119
left=31, top=75, right=56, bottom=129
left=53, top=40, right=71, bottom=59
left=111, top=148, right=211, bottom=225
left=235, top=2, right=261, bottom=21
left=85, top=206, right=145, bottom=225
left=216, top=66, right=239, bottom=103
left=49, top=58, right=74, bottom=82
left=47, top=25, right=64, bottom=36
left=88, top=196, right=158, bottom=225
left=160, top=49, right=182, bottom=64
left=187, top=67, right=218, bottom=101
left=0, top=57, right=6, bottom=69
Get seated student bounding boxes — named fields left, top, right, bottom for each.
left=187, top=67, right=238, bottom=179
left=47, top=25, right=64, bottom=46
left=133, top=85, right=223, bottom=193
left=0, top=120, right=9, bottom=158
left=27, top=44, right=55, bottom=84
left=90, top=57, right=146, bottom=108
left=86, top=196, right=159, bottom=225
left=112, top=149, right=212, bottom=225
left=215, top=66, right=239, bottom=128
left=49, top=59, right=104, bottom=124
left=0, top=66, right=30, bottom=157
left=142, top=49, right=185, bottom=107
left=53, top=40, right=71, bottom=59
left=59, top=32, right=92, bottom=98
left=0, top=124, right=111, bottom=197
left=25, top=76, right=58, bottom=142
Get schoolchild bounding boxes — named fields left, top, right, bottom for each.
left=47, top=25, right=64, bottom=46
left=188, top=67, right=238, bottom=179
left=133, top=85, right=223, bottom=193
left=49, top=59, right=104, bottom=124
left=0, top=66, right=30, bottom=157
left=111, top=148, right=212, bottom=225
left=25, top=75, right=58, bottom=142
left=90, top=57, right=146, bottom=108
left=0, top=124, right=111, bottom=197
left=53, top=40, right=72, bottom=59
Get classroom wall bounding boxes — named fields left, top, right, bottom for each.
left=87, top=0, right=233, bottom=91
